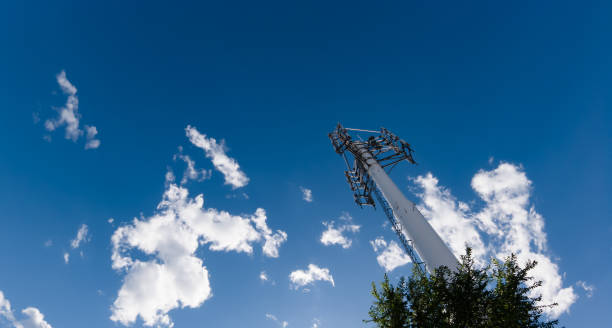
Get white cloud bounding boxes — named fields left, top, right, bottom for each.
left=412, top=163, right=577, bottom=318
left=108, top=218, right=114, bottom=224
left=251, top=208, right=287, bottom=258
left=20, top=308, right=53, bottom=328
left=300, top=187, right=313, bottom=202
left=64, top=224, right=89, bottom=263
left=413, top=174, right=487, bottom=265
left=0, top=291, right=53, bottom=328
left=43, top=240, right=52, bottom=247
left=174, top=153, right=211, bottom=185
left=0, top=291, right=17, bottom=324
left=320, top=213, right=360, bottom=249
left=70, top=224, right=89, bottom=249
left=185, top=126, right=249, bottom=189
left=165, top=170, right=176, bottom=184
left=84, top=125, right=100, bottom=149
left=44, top=71, right=100, bottom=149
left=312, top=318, right=320, bottom=328
left=259, top=271, right=268, bottom=282
left=56, top=70, right=77, bottom=95
left=110, top=183, right=286, bottom=327
left=370, top=237, right=412, bottom=272
left=289, top=264, right=334, bottom=290
left=265, top=313, right=288, bottom=327
left=576, top=280, right=595, bottom=298
left=45, top=71, right=80, bottom=141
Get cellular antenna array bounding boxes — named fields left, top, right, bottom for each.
left=329, top=123, right=457, bottom=274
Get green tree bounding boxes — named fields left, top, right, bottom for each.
left=446, top=248, right=490, bottom=328
left=367, top=248, right=560, bottom=328
left=406, top=266, right=451, bottom=328
left=487, top=255, right=559, bottom=328
left=365, top=273, right=411, bottom=328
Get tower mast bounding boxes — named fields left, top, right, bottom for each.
left=329, top=123, right=457, bottom=273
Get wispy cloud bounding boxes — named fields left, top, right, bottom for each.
left=265, top=313, right=288, bottom=327
left=320, top=213, right=360, bottom=249
left=289, top=264, right=334, bottom=290
left=412, top=163, right=577, bottom=318
left=44, top=70, right=100, bottom=149
left=300, top=187, right=313, bottom=202
left=252, top=209, right=287, bottom=258
left=185, top=126, right=249, bottom=189
left=62, top=223, right=90, bottom=263
left=174, top=148, right=212, bottom=185
left=70, top=224, right=89, bottom=249
left=0, top=290, right=53, bottom=328
left=576, top=281, right=595, bottom=298
left=0, top=291, right=17, bottom=324
left=370, top=237, right=411, bottom=272
left=84, top=125, right=100, bottom=149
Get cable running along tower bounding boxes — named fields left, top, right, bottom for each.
left=329, top=123, right=457, bottom=274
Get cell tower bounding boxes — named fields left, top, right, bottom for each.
left=329, top=123, right=457, bottom=274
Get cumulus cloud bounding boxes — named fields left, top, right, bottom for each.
left=259, top=271, right=268, bottom=282
left=70, top=224, right=89, bottom=249
left=110, top=183, right=286, bottom=327
left=44, top=71, right=100, bottom=149
left=312, top=318, right=320, bottom=328
left=412, top=163, right=577, bottom=318
left=185, top=126, right=249, bottom=189
left=289, top=264, right=334, bottom=290
left=20, top=308, right=53, bottom=328
left=63, top=253, right=69, bottom=264
left=370, top=237, right=412, bottom=272
left=0, top=291, right=53, bottom=328
left=265, top=313, right=288, bottom=327
left=300, top=187, right=313, bottom=202
left=320, top=213, right=360, bottom=249
left=414, top=174, right=488, bottom=265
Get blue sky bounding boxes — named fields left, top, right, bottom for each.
left=0, top=0, right=610, bottom=327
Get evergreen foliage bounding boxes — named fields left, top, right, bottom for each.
left=366, top=248, right=560, bottom=328
left=366, top=274, right=411, bottom=328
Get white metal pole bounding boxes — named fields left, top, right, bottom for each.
left=356, top=144, right=458, bottom=273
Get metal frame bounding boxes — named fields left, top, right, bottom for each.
left=329, top=123, right=417, bottom=207
left=329, top=123, right=426, bottom=274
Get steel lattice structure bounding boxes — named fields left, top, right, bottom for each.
left=329, top=123, right=457, bottom=274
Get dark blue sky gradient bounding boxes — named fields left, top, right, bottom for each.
left=0, top=1, right=610, bottom=327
